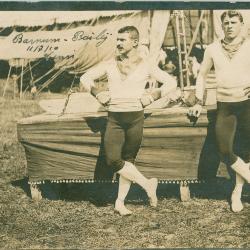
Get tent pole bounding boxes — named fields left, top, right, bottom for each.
left=20, top=60, right=24, bottom=99
left=23, top=60, right=34, bottom=95
left=2, top=66, right=12, bottom=97
left=13, top=74, right=18, bottom=100
left=175, top=11, right=184, bottom=91
left=187, top=10, right=205, bottom=57
left=211, top=10, right=215, bottom=42
left=13, top=74, right=16, bottom=100
left=198, top=10, right=204, bottom=50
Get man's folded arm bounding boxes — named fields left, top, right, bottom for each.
left=150, top=65, right=177, bottom=97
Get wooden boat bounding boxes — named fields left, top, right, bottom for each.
left=17, top=91, right=233, bottom=201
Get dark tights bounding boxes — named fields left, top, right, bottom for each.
left=104, top=111, right=144, bottom=172
left=215, top=99, right=250, bottom=166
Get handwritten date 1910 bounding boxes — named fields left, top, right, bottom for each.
left=27, top=45, right=59, bottom=53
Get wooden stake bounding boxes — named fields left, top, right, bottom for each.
left=30, top=184, right=42, bottom=201
left=2, top=66, right=12, bottom=97
left=12, top=74, right=18, bottom=99
left=180, top=182, right=191, bottom=201
left=20, top=60, right=24, bottom=99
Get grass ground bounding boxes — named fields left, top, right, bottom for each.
left=0, top=88, right=249, bottom=249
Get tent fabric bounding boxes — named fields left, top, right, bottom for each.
left=58, top=10, right=170, bottom=74
left=0, top=11, right=141, bottom=27
left=18, top=106, right=229, bottom=183
left=0, top=10, right=155, bottom=75
left=55, top=11, right=156, bottom=74
left=149, top=10, right=171, bottom=63
left=0, top=11, right=149, bottom=60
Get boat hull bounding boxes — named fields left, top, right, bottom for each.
left=17, top=106, right=244, bottom=183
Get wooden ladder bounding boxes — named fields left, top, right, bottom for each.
left=172, top=10, right=190, bottom=91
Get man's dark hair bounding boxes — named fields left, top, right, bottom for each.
left=118, top=26, right=139, bottom=40
left=221, top=10, right=244, bottom=23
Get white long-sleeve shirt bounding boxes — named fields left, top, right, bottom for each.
left=198, top=39, right=250, bottom=102
left=80, top=57, right=176, bottom=112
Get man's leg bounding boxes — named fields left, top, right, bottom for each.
left=230, top=100, right=250, bottom=183
left=216, top=102, right=250, bottom=212
left=231, top=173, right=244, bottom=212
left=117, top=111, right=158, bottom=207
left=215, top=102, right=237, bottom=165
left=104, top=113, right=125, bottom=172
left=116, top=111, right=145, bottom=213
left=238, top=99, right=250, bottom=165
left=104, top=113, right=132, bottom=215
left=231, top=100, right=250, bottom=212
left=216, top=102, right=250, bottom=182
left=215, top=103, right=242, bottom=212
left=115, top=175, right=132, bottom=215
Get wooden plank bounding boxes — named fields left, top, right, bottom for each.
left=142, top=137, right=206, bottom=149
left=20, top=134, right=101, bottom=144
left=24, top=141, right=100, bottom=156
left=18, top=106, right=215, bottom=125
left=143, top=127, right=207, bottom=137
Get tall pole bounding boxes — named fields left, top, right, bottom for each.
left=175, top=13, right=184, bottom=91
left=181, top=15, right=190, bottom=87
left=2, top=66, right=12, bottom=97
left=20, top=60, right=24, bottom=99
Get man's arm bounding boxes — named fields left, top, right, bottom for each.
left=140, top=65, right=177, bottom=107
left=80, top=62, right=111, bottom=105
left=140, top=64, right=177, bottom=107
left=195, top=48, right=213, bottom=102
left=150, top=65, right=177, bottom=96
left=80, top=62, right=107, bottom=92
left=188, top=47, right=213, bottom=117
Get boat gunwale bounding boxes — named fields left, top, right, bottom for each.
left=17, top=105, right=217, bottom=125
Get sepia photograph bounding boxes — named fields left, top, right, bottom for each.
left=0, top=1, right=249, bottom=249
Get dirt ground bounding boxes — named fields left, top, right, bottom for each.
left=0, top=90, right=249, bottom=249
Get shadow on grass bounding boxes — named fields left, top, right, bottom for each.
left=11, top=176, right=249, bottom=206
left=11, top=177, right=31, bottom=197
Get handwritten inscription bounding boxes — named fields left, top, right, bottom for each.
left=12, top=34, right=60, bottom=45
left=26, top=45, right=59, bottom=53
left=12, top=29, right=111, bottom=48
left=11, top=29, right=112, bottom=59
left=72, top=29, right=111, bottom=47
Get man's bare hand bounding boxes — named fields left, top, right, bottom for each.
left=150, top=88, right=161, bottom=100
left=96, top=91, right=111, bottom=105
left=188, top=104, right=203, bottom=118
left=140, top=95, right=153, bottom=107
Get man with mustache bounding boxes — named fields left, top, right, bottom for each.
left=80, top=26, right=177, bottom=215
left=189, top=10, right=250, bottom=212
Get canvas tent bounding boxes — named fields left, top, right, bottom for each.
left=0, top=11, right=169, bottom=68
left=1, top=9, right=250, bottom=94
left=0, top=10, right=171, bottom=94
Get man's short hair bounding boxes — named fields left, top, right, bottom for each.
left=220, top=10, right=244, bottom=23
left=118, top=26, right=139, bottom=40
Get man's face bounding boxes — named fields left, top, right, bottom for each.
left=222, top=15, right=243, bottom=40
left=116, top=32, right=138, bottom=55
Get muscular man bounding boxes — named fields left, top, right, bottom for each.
left=189, top=11, right=250, bottom=212
left=80, top=26, right=177, bottom=215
